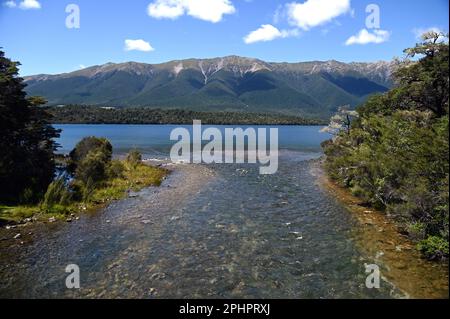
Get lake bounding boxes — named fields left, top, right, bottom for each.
left=53, top=124, right=330, bottom=156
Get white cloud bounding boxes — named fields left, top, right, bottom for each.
left=147, top=0, right=236, bottom=23
left=4, top=0, right=41, bottom=9
left=19, top=0, right=41, bottom=9
left=79, top=64, right=86, bottom=69
left=124, top=39, right=155, bottom=52
left=287, top=0, right=351, bottom=30
left=243, top=24, right=299, bottom=44
left=147, top=0, right=184, bottom=19
left=345, top=28, right=390, bottom=45
left=4, top=1, right=17, bottom=8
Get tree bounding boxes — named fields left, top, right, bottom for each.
left=0, top=50, right=60, bottom=204
left=321, top=105, right=359, bottom=136
left=394, top=32, right=449, bottom=117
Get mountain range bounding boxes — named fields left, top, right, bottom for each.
left=24, top=56, right=394, bottom=118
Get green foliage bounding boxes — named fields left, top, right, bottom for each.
left=0, top=50, right=60, bottom=204
left=75, top=150, right=109, bottom=186
left=106, top=160, right=125, bottom=179
left=418, top=236, right=449, bottom=260
left=126, top=149, right=142, bottom=168
left=42, top=176, right=72, bottom=208
left=320, top=105, right=358, bottom=136
left=46, top=105, right=325, bottom=125
left=322, top=34, right=449, bottom=260
left=81, top=177, right=96, bottom=203
left=68, top=136, right=112, bottom=173
left=0, top=98, right=167, bottom=222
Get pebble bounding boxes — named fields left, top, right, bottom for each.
left=150, top=272, right=166, bottom=280
left=48, top=217, right=56, bottom=223
left=375, top=251, right=385, bottom=259
left=13, top=233, right=21, bottom=239
left=141, top=220, right=151, bottom=225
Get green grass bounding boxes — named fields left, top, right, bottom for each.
left=0, top=162, right=168, bottom=224
left=0, top=205, right=40, bottom=223
left=91, top=162, right=167, bottom=203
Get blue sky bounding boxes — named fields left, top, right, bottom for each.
left=0, top=0, right=448, bottom=75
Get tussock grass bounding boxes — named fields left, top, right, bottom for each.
left=0, top=162, right=168, bottom=224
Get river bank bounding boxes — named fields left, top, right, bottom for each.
left=0, top=160, right=168, bottom=226
left=314, top=160, right=449, bottom=299
left=0, top=162, right=216, bottom=298
left=1, top=154, right=448, bottom=298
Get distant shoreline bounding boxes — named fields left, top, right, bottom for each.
left=46, top=105, right=328, bottom=126
left=52, top=123, right=326, bottom=126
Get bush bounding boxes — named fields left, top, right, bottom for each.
left=107, top=160, right=125, bottom=179
left=418, top=236, right=449, bottom=260
left=126, top=149, right=142, bottom=168
left=322, top=33, right=449, bottom=260
left=75, top=150, right=109, bottom=185
left=69, top=137, right=112, bottom=173
left=81, top=177, right=96, bottom=203
left=42, top=176, right=72, bottom=208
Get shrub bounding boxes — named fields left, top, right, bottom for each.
left=42, top=176, right=72, bottom=208
left=68, top=137, right=112, bottom=173
left=126, top=149, right=142, bottom=168
left=107, top=160, right=125, bottom=179
left=418, top=236, right=449, bottom=260
left=75, top=150, right=109, bottom=185
left=322, top=33, right=449, bottom=259
left=81, top=177, right=96, bottom=203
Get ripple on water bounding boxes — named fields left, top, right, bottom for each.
left=0, top=154, right=443, bottom=298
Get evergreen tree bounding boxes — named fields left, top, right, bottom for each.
left=0, top=50, right=60, bottom=204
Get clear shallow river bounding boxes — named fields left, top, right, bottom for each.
left=0, top=125, right=446, bottom=298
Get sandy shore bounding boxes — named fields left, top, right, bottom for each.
left=312, top=161, right=449, bottom=299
